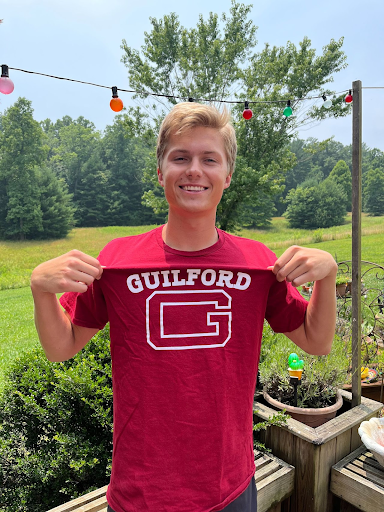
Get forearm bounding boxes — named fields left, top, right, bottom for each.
left=31, top=287, right=77, bottom=362
left=303, top=271, right=337, bottom=354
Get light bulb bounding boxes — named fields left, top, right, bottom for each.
left=0, top=65, right=14, bottom=94
left=345, top=90, right=353, bottom=104
left=242, top=101, right=253, bottom=120
left=322, top=95, right=332, bottom=109
left=110, top=86, right=123, bottom=112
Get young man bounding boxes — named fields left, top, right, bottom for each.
left=31, top=103, right=337, bottom=512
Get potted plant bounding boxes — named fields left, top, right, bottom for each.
left=257, top=324, right=349, bottom=427
left=336, top=274, right=349, bottom=297
left=300, top=281, right=313, bottom=295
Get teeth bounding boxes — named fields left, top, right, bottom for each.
left=181, top=186, right=206, bottom=191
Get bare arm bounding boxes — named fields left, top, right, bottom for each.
left=30, top=250, right=103, bottom=362
left=269, top=246, right=338, bottom=355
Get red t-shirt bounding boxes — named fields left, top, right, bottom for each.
left=60, top=226, right=308, bottom=512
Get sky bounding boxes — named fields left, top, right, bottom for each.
left=1, top=0, right=384, bottom=150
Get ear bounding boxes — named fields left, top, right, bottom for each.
left=224, top=173, right=232, bottom=189
left=157, top=168, right=164, bottom=187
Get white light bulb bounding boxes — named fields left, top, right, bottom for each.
left=323, top=99, right=332, bottom=109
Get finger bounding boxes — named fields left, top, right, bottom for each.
left=59, top=280, right=89, bottom=294
left=273, top=246, right=299, bottom=273
left=67, top=258, right=102, bottom=281
left=284, top=264, right=308, bottom=285
left=68, top=250, right=103, bottom=275
left=67, top=269, right=97, bottom=287
left=290, top=271, right=313, bottom=288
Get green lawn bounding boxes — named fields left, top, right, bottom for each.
left=0, top=225, right=158, bottom=291
left=1, top=216, right=384, bottom=392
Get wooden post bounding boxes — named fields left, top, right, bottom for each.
left=351, top=80, right=362, bottom=408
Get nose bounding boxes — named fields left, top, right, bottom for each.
left=186, top=157, right=202, bottom=177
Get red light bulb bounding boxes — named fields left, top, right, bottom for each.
left=345, top=90, right=353, bottom=104
left=242, top=101, right=253, bottom=120
left=0, top=65, right=14, bottom=94
left=110, top=86, right=123, bottom=112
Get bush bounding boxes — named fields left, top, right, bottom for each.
left=0, top=326, right=113, bottom=512
left=364, top=167, right=384, bottom=216
left=285, top=180, right=347, bottom=229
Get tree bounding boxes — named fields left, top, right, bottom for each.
left=0, top=98, right=45, bottom=240
left=0, top=99, right=75, bottom=240
left=121, top=2, right=257, bottom=115
left=364, top=168, right=384, bottom=216
left=327, top=160, right=352, bottom=210
left=121, top=2, right=350, bottom=229
left=46, top=117, right=102, bottom=226
left=101, top=112, right=162, bottom=226
left=285, top=180, right=347, bottom=229
left=29, top=166, right=75, bottom=239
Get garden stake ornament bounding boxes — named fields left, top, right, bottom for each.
left=288, top=353, right=304, bottom=407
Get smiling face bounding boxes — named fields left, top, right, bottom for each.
left=157, top=126, right=232, bottom=219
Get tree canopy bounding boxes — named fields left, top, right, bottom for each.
left=0, top=98, right=74, bottom=240
left=121, top=1, right=350, bottom=229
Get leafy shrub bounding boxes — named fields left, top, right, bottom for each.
left=0, top=326, right=113, bottom=512
left=364, top=167, right=384, bottom=216
left=285, top=180, right=347, bottom=229
left=259, top=324, right=349, bottom=408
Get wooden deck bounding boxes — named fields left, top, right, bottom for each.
left=46, top=450, right=294, bottom=512
left=331, top=444, right=384, bottom=511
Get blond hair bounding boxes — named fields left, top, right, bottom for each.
left=156, top=102, right=237, bottom=175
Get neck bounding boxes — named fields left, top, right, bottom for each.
left=162, top=211, right=218, bottom=252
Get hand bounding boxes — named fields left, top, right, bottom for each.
left=31, top=250, right=103, bottom=294
left=267, top=246, right=337, bottom=288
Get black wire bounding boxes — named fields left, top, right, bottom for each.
left=9, top=66, right=351, bottom=105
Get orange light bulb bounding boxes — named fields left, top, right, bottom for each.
left=110, top=97, right=123, bottom=112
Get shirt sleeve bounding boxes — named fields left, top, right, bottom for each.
left=59, top=279, right=108, bottom=330
left=265, top=279, right=308, bottom=333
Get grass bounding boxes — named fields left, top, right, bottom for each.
left=1, top=214, right=384, bottom=391
left=0, top=225, right=158, bottom=291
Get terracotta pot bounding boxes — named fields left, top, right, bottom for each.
left=263, top=389, right=343, bottom=428
left=336, top=283, right=347, bottom=297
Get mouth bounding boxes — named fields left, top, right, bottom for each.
left=179, top=185, right=208, bottom=192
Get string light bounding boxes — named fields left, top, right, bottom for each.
left=110, top=86, right=123, bottom=112
left=322, top=94, right=332, bottom=109
left=242, top=101, right=253, bottom=120
left=3, top=65, right=361, bottom=119
left=283, top=100, right=293, bottom=117
left=0, top=65, right=15, bottom=94
left=345, top=90, right=353, bottom=104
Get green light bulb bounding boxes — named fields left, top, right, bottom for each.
left=283, top=106, right=293, bottom=117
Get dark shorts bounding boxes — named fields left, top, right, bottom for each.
left=107, top=476, right=257, bottom=512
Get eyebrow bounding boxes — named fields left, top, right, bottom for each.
left=169, top=149, right=221, bottom=155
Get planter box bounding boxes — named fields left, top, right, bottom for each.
left=253, top=390, right=383, bottom=512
